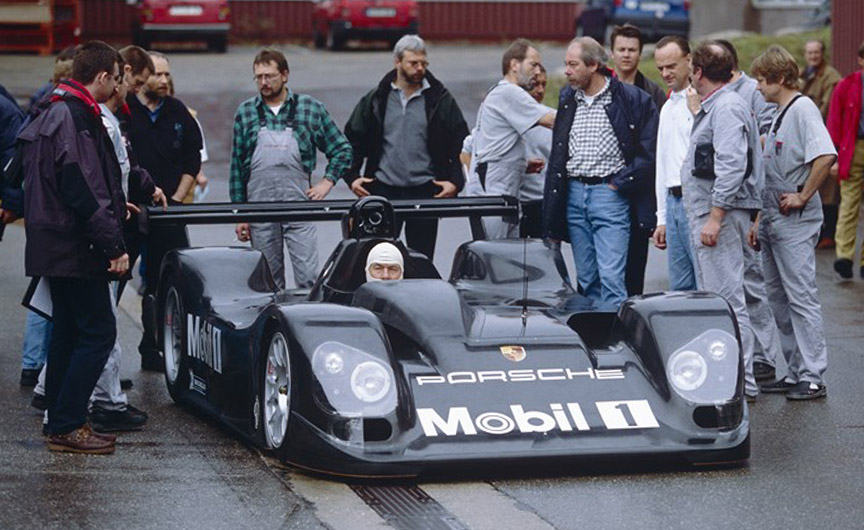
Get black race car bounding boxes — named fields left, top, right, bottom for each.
left=140, top=196, right=749, bottom=478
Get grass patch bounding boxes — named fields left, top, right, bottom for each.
left=544, top=27, right=832, bottom=107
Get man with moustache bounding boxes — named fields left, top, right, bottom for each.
left=127, top=50, right=201, bottom=369
left=652, top=36, right=697, bottom=291
left=345, top=35, right=467, bottom=258
left=231, top=48, right=352, bottom=288
left=468, top=39, right=556, bottom=239
left=519, top=64, right=555, bottom=238
left=682, top=42, right=764, bottom=401
left=543, top=37, right=657, bottom=309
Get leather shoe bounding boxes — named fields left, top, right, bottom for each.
left=834, top=258, right=853, bottom=280
left=46, top=425, right=115, bottom=454
left=760, top=378, right=797, bottom=394
left=31, top=392, right=47, bottom=411
left=815, top=237, right=835, bottom=249
left=42, top=423, right=116, bottom=442
left=753, top=361, right=775, bottom=382
left=120, top=378, right=133, bottom=390
left=20, top=368, right=41, bottom=387
left=786, top=381, right=827, bottom=401
left=90, top=404, right=148, bottom=432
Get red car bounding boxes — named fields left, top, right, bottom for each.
left=131, top=0, right=231, bottom=53
left=312, top=0, right=419, bottom=50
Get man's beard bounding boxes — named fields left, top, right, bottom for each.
left=517, top=69, right=535, bottom=91
left=144, top=88, right=161, bottom=101
left=400, top=66, right=424, bottom=86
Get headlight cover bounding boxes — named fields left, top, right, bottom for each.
left=667, top=329, right=739, bottom=403
left=312, top=341, right=396, bottom=417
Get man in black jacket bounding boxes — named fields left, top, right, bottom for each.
left=344, top=35, right=468, bottom=259
left=20, top=41, right=128, bottom=453
left=543, top=37, right=658, bottom=308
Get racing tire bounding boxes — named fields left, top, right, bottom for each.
left=259, top=330, right=295, bottom=456
left=314, top=29, right=326, bottom=49
left=162, top=284, right=189, bottom=403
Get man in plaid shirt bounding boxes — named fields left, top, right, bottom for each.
left=230, top=49, right=352, bottom=289
left=543, top=37, right=658, bottom=308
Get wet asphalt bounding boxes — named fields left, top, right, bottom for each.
left=1, top=44, right=864, bottom=529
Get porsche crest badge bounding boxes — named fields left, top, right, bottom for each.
left=500, top=345, right=526, bottom=362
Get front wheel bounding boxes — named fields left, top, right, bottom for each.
left=163, top=285, right=189, bottom=403
left=260, top=331, right=294, bottom=452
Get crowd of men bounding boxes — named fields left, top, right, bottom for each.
left=1, top=27, right=862, bottom=453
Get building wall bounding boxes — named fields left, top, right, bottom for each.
left=81, top=0, right=584, bottom=43
left=690, top=0, right=812, bottom=38
left=832, top=0, right=864, bottom=76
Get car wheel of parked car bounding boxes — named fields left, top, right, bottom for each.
left=260, top=330, right=294, bottom=452
left=162, top=284, right=189, bottom=403
left=208, top=35, right=227, bottom=53
left=314, top=29, right=326, bottom=49
left=326, top=23, right=345, bottom=51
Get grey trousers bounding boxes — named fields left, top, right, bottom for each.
left=690, top=209, right=758, bottom=396
left=760, top=201, right=828, bottom=385
left=250, top=221, right=319, bottom=290
left=743, top=245, right=783, bottom=368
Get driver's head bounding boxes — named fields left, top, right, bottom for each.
left=365, top=242, right=404, bottom=282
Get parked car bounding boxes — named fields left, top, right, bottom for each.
left=130, top=0, right=231, bottom=53
left=312, top=0, right=419, bottom=51
left=575, top=0, right=690, bottom=45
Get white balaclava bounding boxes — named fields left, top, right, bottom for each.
left=365, top=242, right=404, bottom=282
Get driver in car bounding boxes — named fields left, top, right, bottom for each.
left=365, top=242, right=404, bottom=282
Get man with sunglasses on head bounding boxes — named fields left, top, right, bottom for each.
left=231, top=48, right=352, bottom=290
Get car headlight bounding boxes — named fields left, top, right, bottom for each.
left=351, top=361, right=392, bottom=403
left=666, top=329, right=739, bottom=403
left=312, top=341, right=397, bottom=417
left=669, top=350, right=708, bottom=391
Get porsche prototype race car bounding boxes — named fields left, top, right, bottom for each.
left=139, top=196, right=749, bottom=478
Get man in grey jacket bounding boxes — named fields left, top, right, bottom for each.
left=683, top=42, right=764, bottom=401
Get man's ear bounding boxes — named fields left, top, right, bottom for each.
left=509, top=58, right=519, bottom=74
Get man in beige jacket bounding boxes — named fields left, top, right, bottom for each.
left=801, top=39, right=842, bottom=249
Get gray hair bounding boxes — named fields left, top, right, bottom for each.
left=148, top=50, right=169, bottom=64
left=568, top=37, right=608, bottom=69
left=393, top=35, right=426, bottom=60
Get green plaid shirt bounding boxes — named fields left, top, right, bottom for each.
left=229, top=90, right=352, bottom=202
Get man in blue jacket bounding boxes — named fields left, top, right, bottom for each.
left=543, top=37, right=658, bottom=308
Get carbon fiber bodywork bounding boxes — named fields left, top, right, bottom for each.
left=148, top=198, right=749, bottom=478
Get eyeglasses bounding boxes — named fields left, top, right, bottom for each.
left=253, top=73, right=281, bottom=83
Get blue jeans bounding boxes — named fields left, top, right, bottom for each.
left=665, top=193, right=697, bottom=291
left=566, top=179, right=630, bottom=308
left=21, top=310, right=52, bottom=370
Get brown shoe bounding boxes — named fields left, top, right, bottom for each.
left=86, top=424, right=117, bottom=443
left=815, top=237, right=835, bottom=249
left=46, top=425, right=116, bottom=454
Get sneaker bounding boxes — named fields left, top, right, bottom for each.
left=31, top=392, right=47, bottom=411
left=786, top=381, right=827, bottom=401
left=760, top=378, right=797, bottom=394
left=20, top=368, right=41, bottom=387
left=815, top=237, right=835, bottom=250
left=89, top=404, right=148, bottom=432
left=834, top=258, right=853, bottom=279
left=120, top=378, right=133, bottom=390
left=753, top=361, right=776, bottom=382
left=46, top=425, right=115, bottom=454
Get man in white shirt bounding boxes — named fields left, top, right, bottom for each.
left=652, top=36, right=697, bottom=291
left=468, top=39, right=556, bottom=239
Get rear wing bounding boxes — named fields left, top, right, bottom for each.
left=140, top=195, right=519, bottom=241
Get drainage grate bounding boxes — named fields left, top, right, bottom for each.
left=350, top=484, right=469, bottom=530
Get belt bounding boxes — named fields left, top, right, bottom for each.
left=571, top=175, right=609, bottom=185
left=668, top=186, right=682, bottom=198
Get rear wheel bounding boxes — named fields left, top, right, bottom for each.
left=163, top=285, right=189, bottom=403
left=314, top=28, right=326, bottom=49
left=261, top=331, right=293, bottom=452
left=208, top=35, right=228, bottom=53
left=326, top=23, right=345, bottom=51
